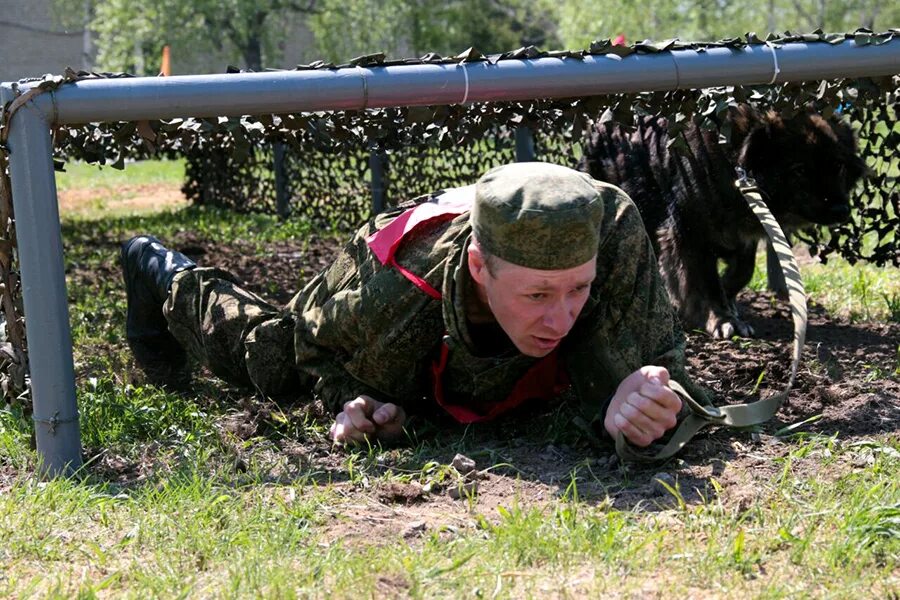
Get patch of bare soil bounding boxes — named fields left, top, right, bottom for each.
left=0, top=464, right=19, bottom=493
left=59, top=184, right=187, bottom=214
left=74, top=234, right=900, bottom=544
left=170, top=231, right=338, bottom=305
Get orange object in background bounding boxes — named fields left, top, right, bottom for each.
left=613, top=34, right=626, bottom=46
left=160, top=45, right=171, bottom=76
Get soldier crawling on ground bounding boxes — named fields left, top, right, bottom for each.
left=121, top=162, right=709, bottom=449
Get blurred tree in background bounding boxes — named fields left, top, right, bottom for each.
left=307, top=0, right=560, bottom=61
left=52, top=0, right=316, bottom=73
left=556, top=0, right=897, bottom=48
left=53, top=0, right=899, bottom=73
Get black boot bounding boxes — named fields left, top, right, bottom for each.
left=120, top=235, right=196, bottom=388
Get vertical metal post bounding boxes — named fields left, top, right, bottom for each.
left=515, top=125, right=535, bottom=162
left=273, top=141, right=290, bottom=219
left=3, top=93, right=82, bottom=477
left=369, top=149, right=386, bottom=214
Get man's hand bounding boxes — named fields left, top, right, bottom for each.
left=330, top=395, right=407, bottom=444
left=604, top=366, right=682, bottom=447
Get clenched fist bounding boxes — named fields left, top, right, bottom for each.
left=330, top=395, right=407, bottom=444
left=604, top=366, right=682, bottom=447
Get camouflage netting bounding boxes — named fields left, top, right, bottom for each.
left=1, top=29, right=898, bottom=407
left=180, top=114, right=581, bottom=228
left=180, top=78, right=898, bottom=268
left=795, top=89, right=899, bottom=265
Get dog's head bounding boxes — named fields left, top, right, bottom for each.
left=737, top=109, right=866, bottom=228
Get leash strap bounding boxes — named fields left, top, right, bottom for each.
left=616, top=169, right=808, bottom=463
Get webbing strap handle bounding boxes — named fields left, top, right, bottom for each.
left=616, top=170, right=808, bottom=463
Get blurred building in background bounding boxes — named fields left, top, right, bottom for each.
left=0, top=0, right=89, bottom=82
left=0, top=0, right=317, bottom=83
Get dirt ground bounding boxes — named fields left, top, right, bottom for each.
left=77, top=224, right=900, bottom=545
left=59, top=185, right=189, bottom=215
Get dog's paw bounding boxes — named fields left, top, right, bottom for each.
left=707, top=315, right=755, bottom=339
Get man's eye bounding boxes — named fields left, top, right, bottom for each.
left=527, top=293, right=546, bottom=301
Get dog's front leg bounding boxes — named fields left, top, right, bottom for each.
left=657, top=230, right=736, bottom=337
left=721, top=241, right=758, bottom=316
left=660, top=230, right=754, bottom=338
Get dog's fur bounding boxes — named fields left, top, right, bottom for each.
left=580, top=105, right=865, bottom=337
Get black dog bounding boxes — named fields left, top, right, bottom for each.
left=580, top=105, right=865, bottom=337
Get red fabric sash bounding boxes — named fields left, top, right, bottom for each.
left=365, top=195, right=569, bottom=423
left=430, top=341, right=569, bottom=424
left=365, top=198, right=471, bottom=299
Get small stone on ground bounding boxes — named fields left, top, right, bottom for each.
left=451, top=453, right=476, bottom=474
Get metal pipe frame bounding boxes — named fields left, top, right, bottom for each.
left=0, top=88, right=81, bottom=476
left=25, top=41, right=900, bottom=124
left=1, top=39, right=898, bottom=476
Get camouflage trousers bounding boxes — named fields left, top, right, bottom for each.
left=164, top=267, right=310, bottom=396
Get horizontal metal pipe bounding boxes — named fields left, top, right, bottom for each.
left=20, top=39, right=900, bottom=125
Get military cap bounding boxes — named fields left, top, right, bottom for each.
left=470, top=162, right=605, bottom=269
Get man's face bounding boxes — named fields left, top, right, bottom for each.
left=468, top=247, right=596, bottom=357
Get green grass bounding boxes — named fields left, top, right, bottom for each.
left=747, top=248, right=900, bottom=323
left=55, top=159, right=187, bottom=220
left=1, top=437, right=897, bottom=597
left=802, top=261, right=900, bottom=323
left=56, top=159, right=185, bottom=191
left=1, top=162, right=899, bottom=598
left=63, top=203, right=320, bottom=260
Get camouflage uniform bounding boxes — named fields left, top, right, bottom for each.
left=164, top=166, right=705, bottom=422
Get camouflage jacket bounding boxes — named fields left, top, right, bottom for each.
left=286, top=184, right=703, bottom=422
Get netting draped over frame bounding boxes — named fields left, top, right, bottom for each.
left=0, top=30, right=898, bottom=408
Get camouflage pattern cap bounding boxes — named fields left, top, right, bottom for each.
left=471, top=162, right=604, bottom=269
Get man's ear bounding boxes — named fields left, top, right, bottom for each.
left=467, top=242, right=488, bottom=286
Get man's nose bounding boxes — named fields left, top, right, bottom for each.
left=542, top=299, right=576, bottom=335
